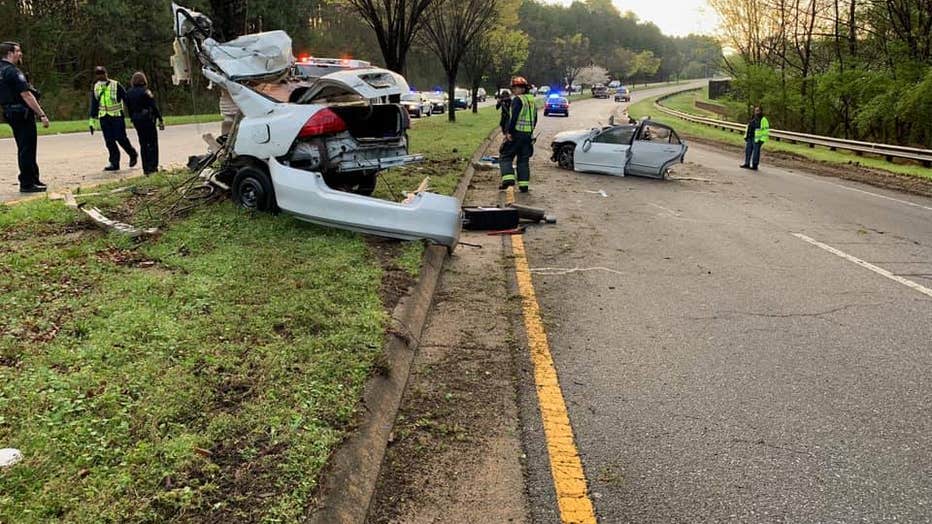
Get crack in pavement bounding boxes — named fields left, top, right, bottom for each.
left=687, top=301, right=896, bottom=322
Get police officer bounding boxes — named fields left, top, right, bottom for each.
left=124, top=71, right=164, bottom=175
left=89, top=66, right=138, bottom=171
left=499, top=76, right=537, bottom=192
left=1, top=42, right=50, bottom=193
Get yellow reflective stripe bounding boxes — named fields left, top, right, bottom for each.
left=501, top=174, right=516, bottom=181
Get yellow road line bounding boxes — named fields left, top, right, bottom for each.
left=507, top=188, right=597, bottom=524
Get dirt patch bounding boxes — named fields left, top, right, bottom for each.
left=366, top=237, right=418, bottom=312
left=368, top=165, right=529, bottom=523
left=682, top=134, right=932, bottom=198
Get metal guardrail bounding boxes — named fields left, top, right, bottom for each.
left=654, top=89, right=932, bottom=167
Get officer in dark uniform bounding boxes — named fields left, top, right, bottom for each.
left=1, top=41, right=50, bottom=193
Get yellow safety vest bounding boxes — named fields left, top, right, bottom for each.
left=755, top=116, right=770, bottom=143
left=94, top=80, right=123, bottom=117
left=515, top=94, right=536, bottom=132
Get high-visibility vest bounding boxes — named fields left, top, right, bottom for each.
left=94, top=80, right=123, bottom=117
left=752, top=116, right=770, bottom=143
left=515, top=94, right=536, bottom=132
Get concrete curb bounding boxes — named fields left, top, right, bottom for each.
left=309, top=127, right=501, bottom=524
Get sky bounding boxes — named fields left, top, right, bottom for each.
left=545, top=0, right=722, bottom=37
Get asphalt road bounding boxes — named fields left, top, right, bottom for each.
left=513, top=84, right=932, bottom=522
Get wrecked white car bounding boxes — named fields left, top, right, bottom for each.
left=170, top=3, right=461, bottom=247
left=550, top=119, right=687, bottom=179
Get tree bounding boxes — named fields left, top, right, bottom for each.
left=345, top=0, right=438, bottom=73
left=463, top=28, right=528, bottom=112
left=553, top=33, right=592, bottom=87
left=420, top=0, right=500, bottom=121
left=575, top=65, right=609, bottom=86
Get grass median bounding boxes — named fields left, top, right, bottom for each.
left=0, top=114, right=223, bottom=139
left=0, top=107, right=496, bottom=522
left=630, top=91, right=932, bottom=180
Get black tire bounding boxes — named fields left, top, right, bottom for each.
left=544, top=110, right=549, bottom=116
left=232, top=165, right=275, bottom=212
left=565, top=112, right=570, bottom=117
left=557, top=144, right=575, bottom=170
left=354, top=173, right=377, bottom=196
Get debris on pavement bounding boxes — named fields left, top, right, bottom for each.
left=585, top=189, right=609, bottom=197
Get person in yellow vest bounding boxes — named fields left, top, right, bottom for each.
left=740, top=105, right=769, bottom=171
left=88, top=66, right=137, bottom=171
left=499, top=76, right=537, bottom=192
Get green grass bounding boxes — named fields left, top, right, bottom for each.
left=0, top=107, right=497, bottom=522
left=659, top=87, right=721, bottom=118
left=0, top=114, right=223, bottom=139
left=630, top=93, right=932, bottom=180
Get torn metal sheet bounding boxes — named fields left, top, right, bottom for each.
left=62, top=192, right=159, bottom=238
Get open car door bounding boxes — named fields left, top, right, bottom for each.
left=573, top=125, right=638, bottom=176
left=625, top=121, right=687, bottom=178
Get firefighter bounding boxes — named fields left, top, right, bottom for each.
left=1, top=41, right=50, bottom=193
left=89, top=66, right=138, bottom=171
left=499, top=76, right=537, bottom=192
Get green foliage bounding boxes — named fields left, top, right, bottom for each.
left=517, top=0, right=720, bottom=86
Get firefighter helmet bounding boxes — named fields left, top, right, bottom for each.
left=510, top=76, right=529, bottom=88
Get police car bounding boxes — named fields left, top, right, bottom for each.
left=543, top=94, right=570, bottom=117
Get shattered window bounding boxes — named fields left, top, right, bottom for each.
left=594, top=126, right=635, bottom=145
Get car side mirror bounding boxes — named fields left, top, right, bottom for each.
left=582, top=139, right=592, bottom=152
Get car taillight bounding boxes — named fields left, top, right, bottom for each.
left=298, top=108, right=347, bottom=138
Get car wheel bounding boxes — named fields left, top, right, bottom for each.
left=416, top=109, right=421, bottom=118
left=232, top=165, right=275, bottom=212
left=557, top=144, right=575, bottom=170
left=544, top=110, right=549, bottom=116
left=565, top=112, right=570, bottom=117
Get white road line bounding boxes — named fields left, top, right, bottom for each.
left=793, top=233, right=932, bottom=299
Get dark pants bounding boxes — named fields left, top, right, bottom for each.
left=132, top=117, right=159, bottom=174
left=5, top=108, right=40, bottom=188
left=500, top=131, right=534, bottom=188
left=99, top=115, right=137, bottom=168
left=744, top=139, right=762, bottom=168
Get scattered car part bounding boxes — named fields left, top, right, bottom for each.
left=462, top=207, right=520, bottom=231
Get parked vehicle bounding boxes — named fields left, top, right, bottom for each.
left=171, top=3, right=461, bottom=247
left=400, top=92, right=432, bottom=118
left=592, top=84, right=609, bottom=98
left=613, top=86, right=630, bottom=102
left=427, top=93, right=447, bottom=113
left=453, top=88, right=470, bottom=110
left=537, top=85, right=551, bottom=97
left=476, top=87, right=487, bottom=102
left=550, top=118, right=687, bottom=179
left=543, top=95, right=570, bottom=117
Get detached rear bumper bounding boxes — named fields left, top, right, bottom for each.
left=268, top=158, right=462, bottom=248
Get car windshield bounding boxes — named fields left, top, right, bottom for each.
left=455, top=89, right=468, bottom=98
left=401, top=94, right=419, bottom=101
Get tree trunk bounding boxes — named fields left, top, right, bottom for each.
left=471, top=85, right=479, bottom=113
left=447, top=76, right=456, bottom=123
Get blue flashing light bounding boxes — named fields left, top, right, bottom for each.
left=548, top=93, right=560, bottom=99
